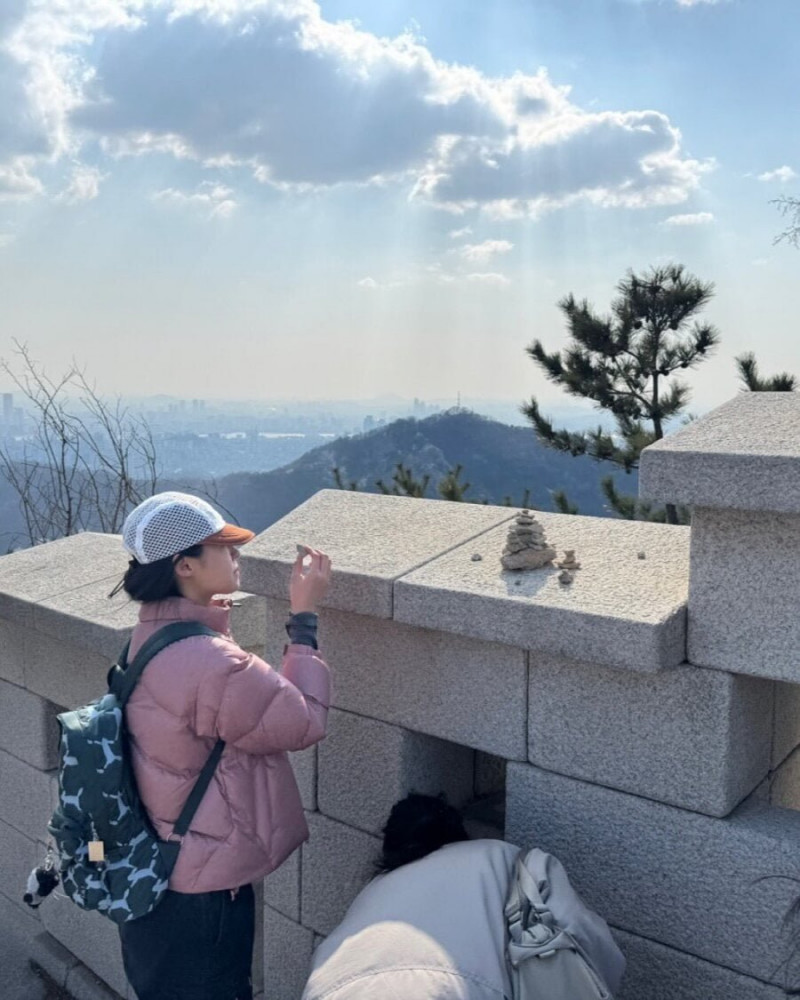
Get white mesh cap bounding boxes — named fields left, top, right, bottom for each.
left=122, top=492, right=254, bottom=564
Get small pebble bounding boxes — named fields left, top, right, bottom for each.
left=558, top=569, right=573, bottom=585
left=514, top=578, right=522, bottom=586
left=637, top=551, right=646, bottom=560
left=471, top=553, right=483, bottom=562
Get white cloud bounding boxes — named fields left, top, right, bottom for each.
left=675, top=0, right=727, bottom=6
left=758, top=166, right=797, bottom=183
left=357, top=277, right=378, bottom=289
left=448, top=226, right=472, bottom=239
left=465, top=272, right=511, bottom=287
left=2, top=0, right=711, bottom=217
left=457, top=239, right=513, bottom=263
left=0, top=157, right=44, bottom=201
left=55, top=164, right=105, bottom=203
left=152, top=181, right=237, bottom=218
left=662, top=211, right=714, bottom=226
left=0, top=232, right=16, bottom=248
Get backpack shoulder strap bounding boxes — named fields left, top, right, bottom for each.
left=113, top=621, right=227, bottom=862
left=113, top=622, right=222, bottom=707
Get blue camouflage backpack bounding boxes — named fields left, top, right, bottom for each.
left=47, top=621, right=225, bottom=925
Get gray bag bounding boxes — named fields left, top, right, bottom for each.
left=504, top=848, right=626, bottom=1000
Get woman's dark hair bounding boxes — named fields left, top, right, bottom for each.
left=376, top=793, right=469, bottom=874
left=109, top=544, right=204, bottom=603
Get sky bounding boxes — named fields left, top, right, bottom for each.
left=0, top=0, right=798, bottom=411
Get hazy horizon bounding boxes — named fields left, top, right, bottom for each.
left=1, top=0, right=797, bottom=411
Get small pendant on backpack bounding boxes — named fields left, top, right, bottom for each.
left=88, top=841, right=105, bottom=863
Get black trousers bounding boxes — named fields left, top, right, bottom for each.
left=119, top=884, right=255, bottom=1000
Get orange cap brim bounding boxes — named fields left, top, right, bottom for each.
left=203, top=524, right=255, bottom=547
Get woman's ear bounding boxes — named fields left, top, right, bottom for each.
left=173, top=556, right=194, bottom=580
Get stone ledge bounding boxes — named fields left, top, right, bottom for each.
left=240, top=489, right=515, bottom=618
left=639, top=393, right=800, bottom=514
left=0, top=533, right=128, bottom=630
left=0, top=532, right=265, bottom=668
left=395, top=513, right=689, bottom=672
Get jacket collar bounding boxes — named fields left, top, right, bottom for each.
left=138, top=596, right=232, bottom=635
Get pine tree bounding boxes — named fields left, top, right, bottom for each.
left=735, top=353, right=796, bottom=392
left=437, top=464, right=471, bottom=501
left=522, top=264, right=719, bottom=524
left=375, top=463, right=431, bottom=498
left=332, top=462, right=531, bottom=507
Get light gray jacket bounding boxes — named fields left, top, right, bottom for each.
left=303, top=840, right=519, bottom=1000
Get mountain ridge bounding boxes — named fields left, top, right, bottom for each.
left=211, top=409, right=637, bottom=532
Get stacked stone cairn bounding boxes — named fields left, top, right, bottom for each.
left=500, top=510, right=556, bottom=571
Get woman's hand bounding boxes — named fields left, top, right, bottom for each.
left=289, top=547, right=332, bottom=614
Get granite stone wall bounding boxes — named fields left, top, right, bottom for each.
left=1, top=391, right=799, bottom=1000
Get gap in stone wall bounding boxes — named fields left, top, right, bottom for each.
left=463, top=750, right=506, bottom=840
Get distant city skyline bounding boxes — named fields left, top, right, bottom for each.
left=0, top=0, right=797, bottom=409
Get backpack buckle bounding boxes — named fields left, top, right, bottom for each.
left=165, top=833, right=183, bottom=844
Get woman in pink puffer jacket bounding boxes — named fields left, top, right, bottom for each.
left=113, top=492, right=332, bottom=1000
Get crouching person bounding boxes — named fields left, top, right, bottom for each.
left=303, top=794, right=625, bottom=1000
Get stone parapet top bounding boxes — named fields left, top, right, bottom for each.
left=639, top=393, right=800, bottom=514
left=244, top=491, right=690, bottom=672
left=0, top=532, right=263, bottom=667
left=239, top=489, right=516, bottom=619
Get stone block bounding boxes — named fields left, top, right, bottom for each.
left=263, top=906, right=315, bottom=1000
left=318, top=708, right=475, bottom=835
left=0, top=679, right=62, bottom=769
left=265, top=599, right=528, bottom=759
left=774, top=681, right=800, bottom=767
left=263, top=846, right=300, bottom=922
left=505, top=763, right=800, bottom=984
left=0, top=615, right=26, bottom=685
left=395, top=514, right=689, bottom=672
left=687, top=507, right=800, bottom=681
left=0, top=749, right=57, bottom=840
left=528, top=654, right=773, bottom=815
left=65, top=963, right=125, bottom=1000
left=474, top=751, right=507, bottom=798
left=41, top=891, right=128, bottom=998
left=23, top=631, right=115, bottom=710
left=240, top=489, right=514, bottom=619
left=0, top=533, right=128, bottom=623
left=769, top=747, right=800, bottom=812
left=292, top=745, right=317, bottom=812
left=300, top=812, right=380, bottom=936
left=27, top=929, right=80, bottom=989
left=639, top=392, right=800, bottom=515
left=615, top=927, right=787, bottom=1000
left=462, top=793, right=505, bottom=840
left=229, top=591, right=267, bottom=653
left=29, top=582, right=137, bottom=663
left=0, top=818, right=42, bottom=917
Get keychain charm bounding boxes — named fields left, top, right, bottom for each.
left=88, top=840, right=106, bottom=863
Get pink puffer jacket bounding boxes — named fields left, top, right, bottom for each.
left=124, top=596, right=330, bottom=893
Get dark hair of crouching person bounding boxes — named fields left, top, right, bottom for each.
left=376, top=792, right=469, bottom=874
